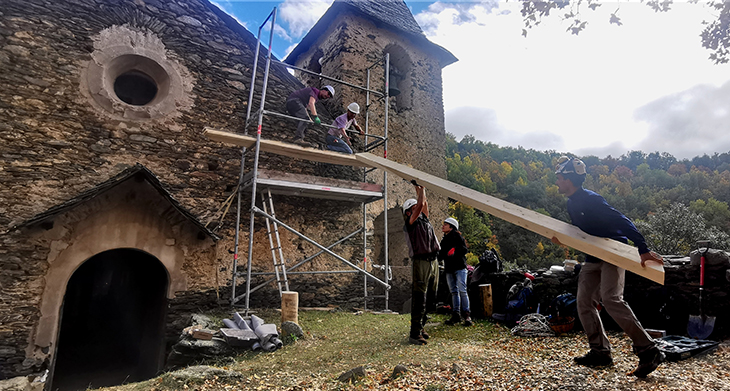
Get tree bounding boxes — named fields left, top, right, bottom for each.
left=635, top=203, right=730, bottom=255
left=520, top=0, right=730, bottom=64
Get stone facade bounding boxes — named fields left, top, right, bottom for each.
left=287, top=6, right=453, bottom=307
left=0, top=0, right=454, bottom=381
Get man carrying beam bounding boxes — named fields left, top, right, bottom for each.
left=402, top=182, right=440, bottom=345
left=552, top=156, right=665, bottom=377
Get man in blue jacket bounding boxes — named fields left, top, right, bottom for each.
left=552, top=156, right=665, bottom=378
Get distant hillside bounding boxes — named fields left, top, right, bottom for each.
left=445, top=134, right=730, bottom=269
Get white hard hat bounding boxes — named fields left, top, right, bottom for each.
left=555, top=156, right=586, bottom=176
left=347, top=102, right=360, bottom=114
left=402, top=199, right=417, bottom=214
left=323, top=85, right=335, bottom=97
left=444, top=217, right=459, bottom=230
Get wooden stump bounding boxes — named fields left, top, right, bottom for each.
left=480, top=284, right=493, bottom=317
left=282, top=291, right=299, bottom=324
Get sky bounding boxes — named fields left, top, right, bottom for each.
left=211, top=0, right=730, bottom=160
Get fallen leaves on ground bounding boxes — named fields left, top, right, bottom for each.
left=106, top=311, right=730, bottom=391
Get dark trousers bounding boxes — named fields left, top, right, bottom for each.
left=286, top=99, right=309, bottom=139
left=410, top=257, right=439, bottom=337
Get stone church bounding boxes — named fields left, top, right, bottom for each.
left=0, top=0, right=456, bottom=386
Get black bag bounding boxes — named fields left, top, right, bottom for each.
left=478, top=248, right=502, bottom=273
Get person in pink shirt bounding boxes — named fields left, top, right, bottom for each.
left=326, top=102, right=363, bottom=154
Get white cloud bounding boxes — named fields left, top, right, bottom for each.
left=414, top=1, right=730, bottom=159
left=210, top=0, right=248, bottom=29
left=278, top=0, right=333, bottom=37
left=634, top=82, right=730, bottom=159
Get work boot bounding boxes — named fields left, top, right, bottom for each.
left=409, top=334, right=427, bottom=345
left=573, top=350, right=613, bottom=367
left=462, top=311, right=473, bottom=327
left=445, top=312, right=461, bottom=326
left=420, top=329, right=430, bottom=339
left=631, top=346, right=665, bottom=378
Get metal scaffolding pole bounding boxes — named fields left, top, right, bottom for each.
left=253, top=207, right=390, bottom=289
left=384, top=53, right=391, bottom=310
left=272, top=59, right=384, bottom=97
left=230, top=7, right=393, bottom=311
left=243, top=7, right=277, bottom=314
left=362, top=68, right=371, bottom=310
left=233, top=228, right=362, bottom=304
left=231, top=8, right=275, bottom=306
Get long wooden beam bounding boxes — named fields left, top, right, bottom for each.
left=203, top=127, right=664, bottom=284
left=355, top=153, right=664, bottom=285
left=203, top=127, right=369, bottom=167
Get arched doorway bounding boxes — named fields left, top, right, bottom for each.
left=51, top=248, right=169, bottom=391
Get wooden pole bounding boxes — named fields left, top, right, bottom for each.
left=480, top=284, right=493, bottom=318
left=355, top=153, right=665, bottom=285
left=281, top=291, right=299, bottom=324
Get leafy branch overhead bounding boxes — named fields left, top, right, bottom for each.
left=520, top=0, right=730, bottom=63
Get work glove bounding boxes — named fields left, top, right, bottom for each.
left=313, top=116, right=321, bottom=125
left=447, top=248, right=455, bottom=256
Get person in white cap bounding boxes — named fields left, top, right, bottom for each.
left=285, top=85, right=334, bottom=146
left=326, top=102, right=363, bottom=154
left=438, top=217, right=471, bottom=326
left=552, top=155, right=664, bottom=378
left=402, top=181, right=440, bottom=345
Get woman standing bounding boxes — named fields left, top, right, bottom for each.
left=438, top=217, right=472, bottom=326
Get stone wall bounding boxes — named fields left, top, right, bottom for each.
left=290, top=12, right=451, bottom=310
left=1, top=0, right=452, bottom=379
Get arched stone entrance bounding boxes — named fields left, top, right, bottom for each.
left=51, top=248, right=168, bottom=391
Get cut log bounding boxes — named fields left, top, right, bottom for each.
left=480, top=284, right=493, bottom=318
left=354, top=153, right=665, bottom=285
left=281, top=291, right=299, bottom=325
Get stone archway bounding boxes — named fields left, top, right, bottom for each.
left=51, top=248, right=168, bottom=391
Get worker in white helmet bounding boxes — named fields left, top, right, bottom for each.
left=438, top=217, right=472, bottom=326
left=401, top=181, right=440, bottom=345
left=326, top=102, right=363, bottom=154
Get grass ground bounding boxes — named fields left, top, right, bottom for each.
left=102, top=308, right=730, bottom=391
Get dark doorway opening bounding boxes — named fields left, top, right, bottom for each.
left=52, top=249, right=168, bottom=391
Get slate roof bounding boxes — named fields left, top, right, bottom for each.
left=10, top=164, right=220, bottom=240
left=285, top=0, right=457, bottom=67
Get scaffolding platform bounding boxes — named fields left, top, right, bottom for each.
left=243, top=169, right=383, bottom=203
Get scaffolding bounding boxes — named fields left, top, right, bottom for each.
left=230, top=8, right=396, bottom=313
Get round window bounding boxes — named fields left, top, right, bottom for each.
left=83, top=26, right=193, bottom=120
left=114, top=70, right=158, bottom=106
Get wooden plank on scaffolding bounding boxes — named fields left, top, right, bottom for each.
left=355, top=152, right=665, bottom=285
left=203, top=127, right=369, bottom=167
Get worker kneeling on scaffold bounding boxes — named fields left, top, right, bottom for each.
left=285, top=85, right=334, bottom=147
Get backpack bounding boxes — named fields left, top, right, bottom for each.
left=478, top=248, right=503, bottom=273
left=547, top=293, right=577, bottom=318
